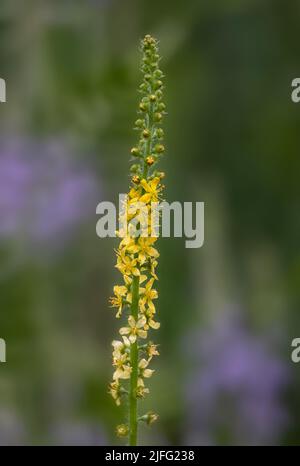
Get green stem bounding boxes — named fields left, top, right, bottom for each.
left=129, top=275, right=139, bottom=446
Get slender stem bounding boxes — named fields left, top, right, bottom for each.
left=129, top=275, right=139, bottom=445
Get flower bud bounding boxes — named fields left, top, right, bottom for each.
left=156, top=90, right=163, bottom=99
left=131, top=147, right=140, bottom=157
left=139, top=102, right=149, bottom=112
left=154, top=69, right=163, bottom=79
left=139, top=83, right=148, bottom=92
left=149, top=94, right=157, bottom=102
left=143, top=129, right=150, bottom=138
left=154, top=144, right=165, bottom=154
left=130, top=164, right=139, bottom=172
left=154, top=112, right=162, bottom=122
left=154, top=80, right=163, bottom=89
left=158, top=102, right=166, bottom=112
left=135, top=119, right=144, bottom=128
left=156, top=128, right=164, bottom=139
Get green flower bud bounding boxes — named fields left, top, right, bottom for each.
left=139, top=101, right=149, bottom=112
left=158, top=102, right=166, bottom=112
left=130, top=164, right=139, bottom=172
left=154, top=112, right=162, bottom=122
left=154, top=144, right=165, bottom=154
left=154, top=69, right=163, bottom=79
left=156, top=128, right=164, bottom=139
left=139, top=83, right=148, bottom=92
left=131, top=147, right=140, bottom=157
left=135, top=119, right=144, bottom=128
left=143, top=129, right=151, bottom=138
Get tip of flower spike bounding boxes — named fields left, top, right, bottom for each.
left=142, top=34, right=158, bottom=48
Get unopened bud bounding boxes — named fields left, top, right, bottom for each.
left=154, top=69, right=163, bottom=79
left=156, top=128, right=164, bottom=139
left=154, top=112, right=162, bottom=122
left=154, top=144, right=165, bottom=154
left=143, top=129, right=150, bottom=138
left=135, top=119, right=144, bottom=128
left=131, top=147, right=140, bottom=157
left=139, top=102, right=149, bottom=112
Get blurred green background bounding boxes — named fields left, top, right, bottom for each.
left=0, top=0, right=300, bottom=445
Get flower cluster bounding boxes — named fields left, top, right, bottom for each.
left=108, top=35, right=166, bottom=444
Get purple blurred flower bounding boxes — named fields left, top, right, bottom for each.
left=0, top=138, right=100, bottom=249
left=0, top=409, right=26, bottom=446
left=184, top=311, right=290, bottom=445
left=50, top=420, right=107, bottom=446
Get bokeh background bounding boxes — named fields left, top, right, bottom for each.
left=0, top=0, right=300, bottom=446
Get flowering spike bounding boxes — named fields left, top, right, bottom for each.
left=109, top=34, right=166, bottom=446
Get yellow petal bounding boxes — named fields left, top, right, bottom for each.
left=143, top=369, right=154, bottom=378
left=139, top=358, right=149, bottom=369
left=138, top=329, right=148, bottom=339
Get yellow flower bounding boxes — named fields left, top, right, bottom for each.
left=144, top=411, right=159, bottom=426
left=140, top=278, right=158, bottom=314
left=139, top=177, right=162, bottom=204
left=112, top=337, right=130, bottom=358
left=108, top=380, right=122, bottom=406
left=139, top=358, right=155, bottom=378
left=128, top=186, right=141, bottom=201
left=147, top=342, right=160, bottom=359
left=115, top=249, right=140, bottom=276
left=136, top=384, right=150, bottom=398
left=119, top=315, right=147, bottom=343
left=116, top=424, right=129, bottom=438
left=127, top=238, right=159, bottom=265
left=148, top=318, right=160, bottom=330
left=124, top=274, right=147, bottom=300
left=113, top=359, right=131, bottom=381
left=112, top=343, right=131, bottom=380
left=109, top=285, right=128, bottom=318
left=150, top=259, right=158, bottom=280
